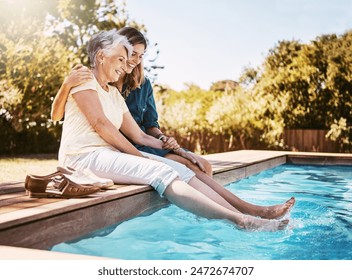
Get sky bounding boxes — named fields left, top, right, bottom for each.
left=125, top=0, right=352, bottom=91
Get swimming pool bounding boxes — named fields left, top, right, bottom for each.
left=51, top=164, right=352, bottom=260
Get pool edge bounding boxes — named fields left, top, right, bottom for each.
left=1, top=150, right=351, bottom=259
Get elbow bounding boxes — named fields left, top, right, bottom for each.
left=51, top=113, right=60, bottom=122
left=51, top=111, right=63, bottom=122
left=92, top=117, right=108, bottom=133
left=51, top=109, right=59, bottom=121
left=50, top=104, right=64, bottom=121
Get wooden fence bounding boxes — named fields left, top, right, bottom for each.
left=170, top=129, right=341, bottom=154
left=282, top=129, right=340, bottom=153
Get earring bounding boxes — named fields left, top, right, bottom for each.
left=100, top=61, right=103, bottom=65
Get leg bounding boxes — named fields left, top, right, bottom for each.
left=166, top=152, right=213, bottom=177
left=195, top=171, right=295, bottom=219
left=188, top=177, right=242, bottom=213
left=66, top=148, right=183, bottom=196
left=166, top=153, right=295, bottom=219
left=139, top=154, right=283, bottom=218
left=67, top=149, right=288, bottom=231
left=164, top=179, right=289, bottom=231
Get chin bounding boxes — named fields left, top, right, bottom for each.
left=126, top=68, right=134, bottom=74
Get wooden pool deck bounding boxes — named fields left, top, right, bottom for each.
left=0, top=150, right=351, bottom=259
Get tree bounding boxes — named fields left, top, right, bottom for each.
left=240, top=32, right=352, bottom=151
left=157, top=31, right=352, bottom=153
left=258, top=33, right=351, bottom=131
left=0, top=0, right=155, bottom=154
left=210, top=80, right=238, bottom=93
left=0, top=19, right=73, bottom=153
left=47, top=0, right=144, bottom=66
left=48, top=0, right=162, bottom=77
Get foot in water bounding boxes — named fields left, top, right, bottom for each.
left=257, top=197, right=296, bottom=219
left=238, top=214, right=290, bottom=232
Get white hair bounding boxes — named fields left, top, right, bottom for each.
left=87, top=29, right=133, bottom=68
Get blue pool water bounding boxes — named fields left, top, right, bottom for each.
left=51, top=164, right=352, bottom=260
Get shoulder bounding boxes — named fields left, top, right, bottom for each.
left=140, top=77, right=153, bottom=93
left=129, top=76, right=152, bottom=95
left=70, top=78, right=98, bottom=95
left=142, top=76, right=152, bottom=87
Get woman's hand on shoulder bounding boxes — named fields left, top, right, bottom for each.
left=64, top=64, right=93, bottom=88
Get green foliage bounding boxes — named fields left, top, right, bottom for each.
left=210, top=80, right=238, bottom=92
left=207, top=88, right=285, bottom=149
left=0, top=0, right=149, bottom=154
left=157, top=84, right=285, bottom=152
left=259, top=33, right=352, bottom=131
left=156, top=84, right=220, bottom=132
left=3, top=21, right=72, bottom=122
left=0, top=19, right=72, bottom=153
left=48, top=0, right=145, bottom=66
left=1, top=0, right=350, bottom=154
left=156, top=31, right=352, bottom=153
left=326, top=117, right=351, bottom=152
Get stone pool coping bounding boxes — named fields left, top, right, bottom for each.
left=0, top=150, right=351, bottom=259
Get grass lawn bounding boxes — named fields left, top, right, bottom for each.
left=0, top=154, right=58, bottom=183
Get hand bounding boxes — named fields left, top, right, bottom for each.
left=173, top=148, right=206, bottom=173
left=161, top=136, right=180, bottom=150
left=64, top=64, right=93, bottom=88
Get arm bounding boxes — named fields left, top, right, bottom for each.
left=51, top=64, right=93, bottom=121
left=142, top=79, right=180, bottom=149
left=73, top=90, right=161, bottom=157
left=120, top=98, right=206, bottom=171
left=142, top=82, right=206, bottom=171
left=120, top=111, right=165, bottom=150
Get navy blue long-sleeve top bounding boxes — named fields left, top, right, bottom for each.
left=123, top=78, right=170, bottom=156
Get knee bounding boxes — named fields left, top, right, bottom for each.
left=202, top=159, right=213, bottom=177
left=184, top=157, right=213, bottom=177
left=192, top=156, right=212, bottom=177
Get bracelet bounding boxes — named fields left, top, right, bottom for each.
left=156, top=133, right=166, bottom=141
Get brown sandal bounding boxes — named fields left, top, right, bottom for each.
left=25, top=174, right=100, bottom=198
left=24, top=171, right=62, bottom=193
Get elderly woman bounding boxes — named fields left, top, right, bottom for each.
left=53, top=27, right=295, bottom=220
left=58, top=29, right=290, bottom=231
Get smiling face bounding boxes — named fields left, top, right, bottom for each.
left=100, top=44, right=128, bottom=83
left=125, top=43, right=146, bottom=74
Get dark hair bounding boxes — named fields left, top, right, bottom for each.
left=117, top=27, right=148, bottom=96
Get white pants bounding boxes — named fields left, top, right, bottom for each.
left=63, top=147, right=195, bottom=197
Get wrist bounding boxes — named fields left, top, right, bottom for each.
left=173, top=147, right=182, bottom=153
left=155, top=133, right=166, bottom=141
left=62, top=80, right=73, bottom=91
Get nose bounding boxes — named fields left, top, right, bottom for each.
left=135, top=56, right=141, bottom=64
left=121, top=60, right=127, bottom=72
left=131, top=55, right=141, bottom=65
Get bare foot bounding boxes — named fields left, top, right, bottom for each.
left=257, top=197, right=295, bottom=219
left=238, top=215, right=290, bottom=231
